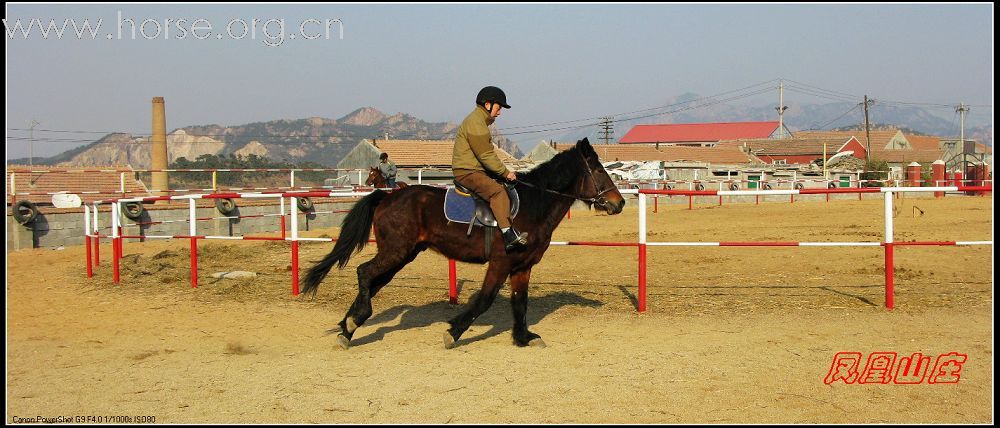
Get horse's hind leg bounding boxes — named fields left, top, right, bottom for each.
left=335, top=246, right=419, bottom=349
left=444, top=261, right=511, bottom=349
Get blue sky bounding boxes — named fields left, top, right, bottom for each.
left=5, top=3, right=993, bottom=158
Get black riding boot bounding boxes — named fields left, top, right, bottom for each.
left=503, top=228, right=529, bottom=253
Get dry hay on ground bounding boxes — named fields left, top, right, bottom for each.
left=6, top=196, right=993, bottom=423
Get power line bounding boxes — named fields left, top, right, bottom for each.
left=496, top=79, right=780, bottom=132
left=4, top=136, right=405, bottom=146
left=782, top=82, right=858, bottom=100
left=5, top=128, right=458, bottom=140
left=612, top=86, right=777, bottom=124
left=494, top=86, right=778, bottom=142
left=875, top=99, right=956, bottom=109
left=9, top=82, right=781, bottom=148
left=6, top=133, right=452, bottom=143
left=781, top=78, right=993, bottom=109
left=7, top=128, right=128, bottom=134
left=800, top=103, right=863, bottom=131
left=780, top=78, right=861, bottom=99
left=783, top=85, right=858, bottom=103
left=8, top=77, right=990, bottom=148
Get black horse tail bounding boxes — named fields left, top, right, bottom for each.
left=302, top=190, right=388, bottom=295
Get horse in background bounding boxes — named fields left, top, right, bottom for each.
left=365, top=166, right=407, bottom=189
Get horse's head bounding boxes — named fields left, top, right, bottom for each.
left=365, top=166, right=381, bottom=186
left=576, top=137, right=626, bottom=215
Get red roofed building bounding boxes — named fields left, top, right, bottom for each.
left=619, top=121, right=790, bottom=146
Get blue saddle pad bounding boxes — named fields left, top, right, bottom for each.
left=444, top=186, right=519, bottom=227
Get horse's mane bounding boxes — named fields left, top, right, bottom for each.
left=519, top=142, right=591, bottom=191
left=516, top=140, right=596, bottom=221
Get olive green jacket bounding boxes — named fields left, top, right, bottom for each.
left=452, top=106, right=510, bottom=177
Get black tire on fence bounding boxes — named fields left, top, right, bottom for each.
left=215, top=198, right=237, bottom=216
left=828, top=182, right=837, bottom=189
left=664, top=184, right=673, bottom=190
left=121, top=201, right=144, bottom=220
left=794, top=182, right=805, bottom=190
left=729, top=183, right=740, bottom=191
left=695, top=183, right=706, bottom=191
left=297, top=196, right=314, bottom=212
left=763, top=184, right=773, bottom=190
left=12, top=200, right=39, bottom=225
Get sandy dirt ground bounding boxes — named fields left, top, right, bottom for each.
left=6, top=194, right=994, bottom=423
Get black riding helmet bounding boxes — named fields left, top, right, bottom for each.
left=476, top=86, right=511, bottom=109
left=380, top=152, right=388, bottom=160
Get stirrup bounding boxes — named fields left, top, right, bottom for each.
left=503, top=229, right=529, bottom=252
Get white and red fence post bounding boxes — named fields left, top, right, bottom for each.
left=290, top=197, right=300, bottom=295
left=883, top=190, right=895, bottom=310
left=638, top=193, right=648, bottom=313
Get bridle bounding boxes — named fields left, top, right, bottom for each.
left=365, top=167, right=382, bottom=186
left=515, top=150, right=618, bottom=206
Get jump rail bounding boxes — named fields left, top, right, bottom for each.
left=84, top=185, right=993, bottom=312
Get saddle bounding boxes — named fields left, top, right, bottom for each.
left=444, top=180, right=520, bottom=237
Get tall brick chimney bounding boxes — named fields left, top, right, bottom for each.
left=151, top=97, right=168, bottom=202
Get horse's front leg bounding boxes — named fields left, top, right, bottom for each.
left=444, top=261, right=510, bottom=349
left=510, top=268, right=545, bottom=348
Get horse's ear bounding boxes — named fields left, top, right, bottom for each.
left=577, top=137, right=595, bottom=156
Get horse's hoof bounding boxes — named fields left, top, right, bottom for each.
left=335, top=334, right=351, bottom=350
left=443, top=331, right=457, bottom=349
left=528, top=338, right=546, bottom=348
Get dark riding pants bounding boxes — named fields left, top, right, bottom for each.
left=454, top=170, right=512, bottom=229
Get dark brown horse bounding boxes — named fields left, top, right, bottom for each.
left=303, top=138, right=626, bottom=349
left=364, top=166, right=407, bottom=189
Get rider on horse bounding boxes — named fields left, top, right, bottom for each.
left=377, top=152, right=397, bottom=188
left=453, top=86, right=529, bottom=253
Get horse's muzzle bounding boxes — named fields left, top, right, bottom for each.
left=597, top=197, right=625, bottom=215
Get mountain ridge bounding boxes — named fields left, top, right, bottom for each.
left=9, top=101, right=989, bottom=167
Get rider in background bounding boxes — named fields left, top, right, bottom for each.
left=452, top=86, right=528, bottom=253
left=378, top=152, right=397, bottom=188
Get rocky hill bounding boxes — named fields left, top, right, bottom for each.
left=15, top=107, right=525, bottom=168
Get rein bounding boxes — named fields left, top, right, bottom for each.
left=514, top=151, right=617, bottom=204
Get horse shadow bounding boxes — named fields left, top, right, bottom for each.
left=346, top=289, right=604, bottom=348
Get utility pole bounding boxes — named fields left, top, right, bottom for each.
left=956, top=103, right=969, bottom=170
left=598, top=117, right=614, bottom=144
left=862, top=96, right=873, bottom=176
left=775, top=80, right=788, bottom=138
left=28, top=119, right=40, bottom=167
